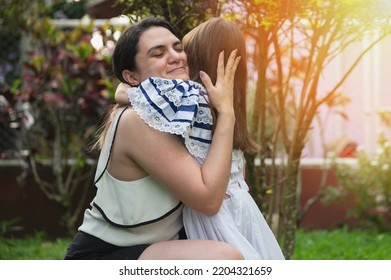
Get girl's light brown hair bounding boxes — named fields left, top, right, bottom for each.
left=183, top=17, right=259, bottom=154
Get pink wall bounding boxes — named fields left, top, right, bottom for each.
left=304, top=35, right=391, bottom=158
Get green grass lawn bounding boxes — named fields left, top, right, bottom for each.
left=0, top=233, right=69, bottom=260
left=294, top=228, right=391, bottom=260
left=0, top=228, right=390, bottom=260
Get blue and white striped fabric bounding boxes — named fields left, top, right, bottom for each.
left=127, top=77, right=213, bottom=160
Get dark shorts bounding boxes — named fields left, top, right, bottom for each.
left=64, top=231, right=149, bottom=260
left=64, top=229, right=187, bottom=260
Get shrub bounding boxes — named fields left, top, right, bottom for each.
left=1, top=17, right=125, bottom=235
left=330, top=109, right=391, bottom=231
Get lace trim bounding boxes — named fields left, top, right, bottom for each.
left=128, top=77, right=213, bottom=159
left=230, top=150, right=244, bottom=176
left=229, top=150, right=249, bottom=191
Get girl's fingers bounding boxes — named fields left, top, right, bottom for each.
left=199, top=70, right=213, bottom=92
left=216, top=51, right=225, bottom=79
left=216, top=50, right=239, bottom=84
left=206, top=50, right=239, bottom=113
left=224, top=49, right=238, bottom=73
left=227, top=56, right=241, bottom=81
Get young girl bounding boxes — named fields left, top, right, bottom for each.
left=115, top=18, right=284, bottom=260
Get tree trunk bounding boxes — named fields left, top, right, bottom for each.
left=280, top=145, right=302, bottom=259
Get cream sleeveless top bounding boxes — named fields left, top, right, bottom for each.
left=79, top=107, right=183, bottom=246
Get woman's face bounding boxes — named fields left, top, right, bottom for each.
left=133, top=26, right=189, bottom=82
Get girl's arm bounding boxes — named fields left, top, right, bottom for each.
left=115, top=50, right=240, bottom=215
left=115, top=83, right=131, bottom=105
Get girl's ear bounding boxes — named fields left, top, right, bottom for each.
left=122, top=70, right=140, bottom=86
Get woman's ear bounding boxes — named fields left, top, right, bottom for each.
left=122, top=70, right=140, bottom=86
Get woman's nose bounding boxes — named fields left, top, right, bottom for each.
left=167, top=49, right=181, bottom=63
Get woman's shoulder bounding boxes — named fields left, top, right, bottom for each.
left=117, top=105, right=178, bottom=140
left=116, top=106, right=148, bottom=133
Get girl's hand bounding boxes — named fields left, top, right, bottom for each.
left=115, top=83, right=131, bottom=105
left=199, top=50, right=241, bottom=115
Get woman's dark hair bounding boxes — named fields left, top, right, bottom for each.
left=112, top=17, right=176, bottom=83
left=93, top=17, right=176, bottom=150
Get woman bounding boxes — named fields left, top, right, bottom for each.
left=115, top=18, right=285, bottom=259
left=64, top=17, right=242, bottom=260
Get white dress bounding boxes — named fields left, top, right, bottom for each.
left=183, top=149, right=285, bottom=260
left=127, top=77, right=285, bottom=260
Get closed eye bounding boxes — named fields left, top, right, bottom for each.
left=151, top=51, right=164, bottom=57
left=174, top=42, right=184, bottom=53
left=148, top=45, right=165, bottom=58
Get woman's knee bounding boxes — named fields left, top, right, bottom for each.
left=138, top=240, right=243, bottom=260
left=215, top=242, right=243, bottom=260
left=199, top=240, right=243, bottom=260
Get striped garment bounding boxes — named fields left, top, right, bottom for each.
left=127, top=77, right=213, bottom=160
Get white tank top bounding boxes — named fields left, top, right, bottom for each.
left=79, top=106, right=184, bottom=246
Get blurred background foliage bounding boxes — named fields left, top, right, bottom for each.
left=329, top=110, right=391, bottom=232
left=0, top=0, right=120, bottom=235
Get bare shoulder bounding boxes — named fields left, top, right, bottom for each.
left=107, top=106, right=149, bottom=179
left=117, top=106, right=178, bottom=144
left=115, top=106, right=169, bottom=151
left=118, top=106, right=141, bottom=125
left=116, top=106, right=148, bottom=135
